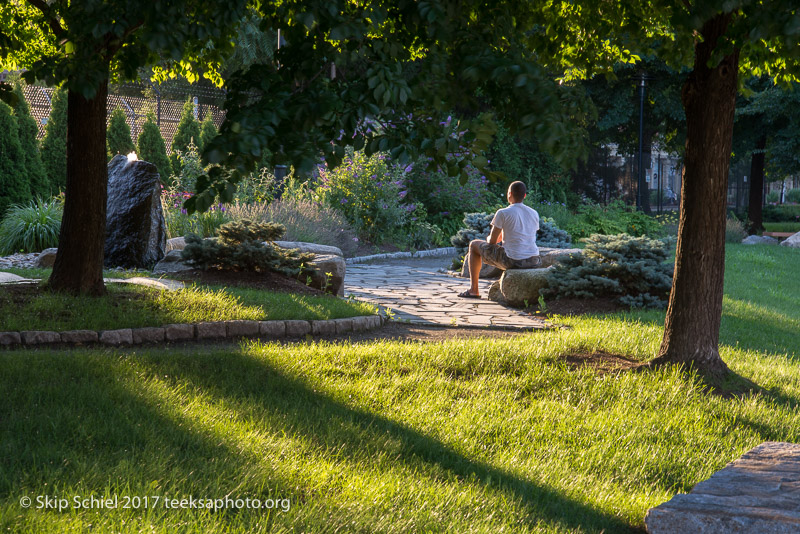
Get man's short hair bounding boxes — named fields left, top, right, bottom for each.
left=509, top=181, right=527, bottom=201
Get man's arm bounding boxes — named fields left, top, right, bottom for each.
left=488, top=225, right=503, bottom=245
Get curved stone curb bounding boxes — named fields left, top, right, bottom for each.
left=0, top=315, right=385, bottom=349
left=346, top=247, right=457, bottom=264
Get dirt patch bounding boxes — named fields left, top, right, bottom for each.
left=561, top=350, right=647, bottom=374
left=173, top=269, right=327, bottom=296
left=525, top=297, right=627, bottom=318
left=333, top=322, right=530, bottom=343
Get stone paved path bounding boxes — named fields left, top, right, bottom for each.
left=345, top=257, right=548, bottom=330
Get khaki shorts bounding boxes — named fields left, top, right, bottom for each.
left=477, top=242, right=541, bottom=270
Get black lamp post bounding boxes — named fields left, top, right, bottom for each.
left=636, top=71, right=648, bottom=211
left=274, top=165, right=288, bottom=200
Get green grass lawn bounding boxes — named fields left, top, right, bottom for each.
left=763, top=221, right=800, bottom=233
left=0, top=270, right=377, bottom=331
left=1, top=244, right=798, bottom=532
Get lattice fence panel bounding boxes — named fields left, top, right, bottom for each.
left=20, top=83, right=226, bottom=154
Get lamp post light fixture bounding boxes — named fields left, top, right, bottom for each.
left=274, top=165, right=288, bottom=200
left=636, top=70, right=648, bottom=211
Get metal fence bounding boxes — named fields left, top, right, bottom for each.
left=21, top=82, right=226, bottom=153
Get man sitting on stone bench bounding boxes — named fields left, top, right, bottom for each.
left=458, top=181, right=540, bottom=299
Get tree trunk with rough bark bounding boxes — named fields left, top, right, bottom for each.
left=652, top=14, right=738, bottom=380
left=747, top=135, right=767, bottom=235
left=48, top=77, right=109, bottom=295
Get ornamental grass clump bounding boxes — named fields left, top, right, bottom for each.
left=227, top=199, right=359, bottom=257
left=0, top=198, right=62, bottom=254
left=181, top=219, right=315, bottom=277
left=543, top=233, right=673, bottom=309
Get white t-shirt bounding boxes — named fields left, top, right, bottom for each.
left=491, top=203, right=540, bottom=259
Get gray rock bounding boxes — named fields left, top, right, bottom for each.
left=259, top=320, right=286, bottom=338
left=496, top=266, right=554, bottom=308
left=284, top=320, right=311, bottom=337
left=307, top=254, right=346, bottom=296
left=60, top=330, right=98, bottom=344
left=0, top=332, right=21, bottom=346
left=645, top=441, right=800, bottom=534
left=311, top=320, right=337, bottom=336
left=780, top=231, right=800, bottom=248
left=166, top=236, right=186, bottom=251
left=164, top=323, right=194, bottom=341
left=35, top=248, right=58, bottom=268
left=0, top=272, right=28, bottom=283
left=460, top=259, right=503, bottom=279
left=274, top=241, right=343, bottom=257
left=333, top=318, right=353, bottom=334
left=351, top=316, right=372, bottom=332
left=99, top=328, right=133, bottom=345
left=132, top=327, right=166, bottom=344
left=196, top=322, right=227, bottom=339
left=742, top=235, right=779, bottom=245
left=226, top=320, right=260, bottom=338
left=105, top=155, right=167, bottom=269
left=20, top=330, right=61, bottom=344
left=539, top=248, right=582, bottom=268
left=487, top=281, right=505, bottom=304
left=152, top=249, right=193, bottom=275
left=458, top=247, right=580, bottom=279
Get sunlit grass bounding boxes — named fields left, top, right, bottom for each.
left=0, top=244, right=797, bottom=532
left=0, top=283, right=377, bottom=332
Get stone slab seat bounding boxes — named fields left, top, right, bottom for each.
left=485, top=248, right=582, bottom=307
left=645, top=441, right=800, bottom=534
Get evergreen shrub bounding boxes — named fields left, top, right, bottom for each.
left=542, top=233, right=673, bottom=309
left=181, top=219, right=316, bottom=277
left=137, top=114, right=173, bottom=182
left=199, top=115, right=218, bottom=151
left=107, top=107, right=136, bottom=158
left=171, top=98, right=201, bottom=172
left=785, top=188, right=800, bottom=204
left=0, top=101, right=29, bottom=217
left=0, top=198, right=62, bottom=254
left=40, top=88, right=68, bottom=192
left=12, top=84, right=49, bottom=198
left=537, top=217, right=572, bottom=248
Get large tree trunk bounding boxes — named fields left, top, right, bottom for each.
left=747, top=135, right=767, bottom=235
left=651, top=14, right=739, bottom=380
left=48, top=77, right=109, bottom=295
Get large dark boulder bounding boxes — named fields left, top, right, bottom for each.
left=105, top=155, right=166, bottom=268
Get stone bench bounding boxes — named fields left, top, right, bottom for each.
left=480, top=248, right=581, bottom=307
left=645, top=441, right=800, bottom=533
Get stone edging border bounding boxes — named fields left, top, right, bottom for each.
left=0, top=315, right=386, bottom=349
left=346, top=247, right=457, bottom=264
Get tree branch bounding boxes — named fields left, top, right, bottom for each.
left=26, top=0, right=64, bottom=38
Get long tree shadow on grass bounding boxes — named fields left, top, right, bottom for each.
left=0, top=349, right=299, bottom=532
left=130, top=346, right=644, bottom=533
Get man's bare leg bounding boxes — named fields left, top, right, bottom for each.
left=468, top=240, right=484, bottom=296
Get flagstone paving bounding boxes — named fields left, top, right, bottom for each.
left=345, top=257, right=548, bottom=330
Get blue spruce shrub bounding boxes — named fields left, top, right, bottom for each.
left=542, top=233, right=673, bottom=309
